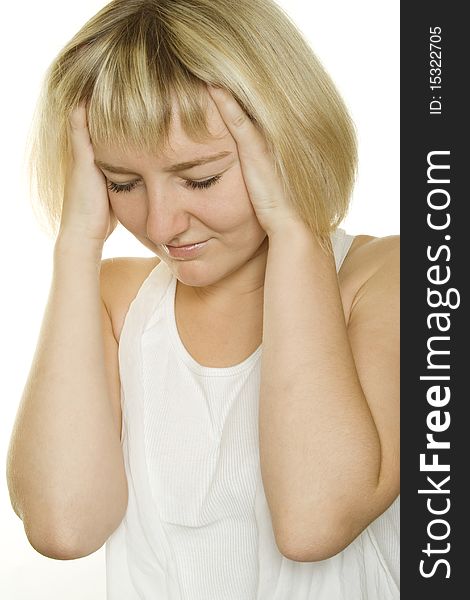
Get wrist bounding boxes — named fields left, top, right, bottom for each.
left=267, top=218, right=334, bottom=264
left=266, top=216, right=312, bottom=243
left=54, top=232, right=104, bottom=266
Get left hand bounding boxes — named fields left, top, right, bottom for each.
left=206, top=84, right=304, bottom=237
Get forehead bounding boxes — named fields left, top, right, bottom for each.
left=168, top=92, right=230, bottom=153
left=93, top=91, right=232, bottom=163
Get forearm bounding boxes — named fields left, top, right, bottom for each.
left=259, top=222, right=381, bottom=552
left=7, top=238, right=126, bottom=551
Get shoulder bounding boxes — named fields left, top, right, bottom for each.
left=100, top=256, right=161, bottom=342
left=344, top=233, right=399, bottom=352
left=340, top=233, right=399, bottom=281
left=350, top=234, right=399, bottom=307
left=339, top=233, right=399, bottom=318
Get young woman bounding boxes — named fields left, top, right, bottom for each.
left=7, top=1, right=400, bottom=598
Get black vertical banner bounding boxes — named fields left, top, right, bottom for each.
left=401, top=2, right=469, bottom=598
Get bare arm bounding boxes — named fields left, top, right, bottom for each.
left=259, top=225, right=400, bottom=562
left=6, top=241, right=128, bottom=559
left=6, top=104, right=126, bottom=560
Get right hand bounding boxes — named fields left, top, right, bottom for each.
left=58, top=103, right=118, bottom=246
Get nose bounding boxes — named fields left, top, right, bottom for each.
left=145, top=184, right=191, bottom=246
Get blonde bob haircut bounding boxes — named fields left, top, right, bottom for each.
left=28, top=0, right=358, bottom=256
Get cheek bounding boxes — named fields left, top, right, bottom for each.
left=207, top=176, right=256, bottom=228
left=109, top=196, right=146, bottom=231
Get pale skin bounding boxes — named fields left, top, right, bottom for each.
left=92, top=86, right=400, bottom=560
left=6, top=77, right=397, bottom=563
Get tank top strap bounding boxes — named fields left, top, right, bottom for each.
left=331, top=227, right=356, bottom=271
left=120, top=260, right=171, bottom=339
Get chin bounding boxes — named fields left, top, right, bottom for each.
left=166, top=259, right=225, bottom=288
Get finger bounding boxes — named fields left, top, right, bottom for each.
left=207, top=86, right=266, bottom=154
left=207, top=85, right=282, bottom=198
left=68, top=103, right=94, bottom=163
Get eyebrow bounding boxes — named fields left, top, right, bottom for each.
left=95, top=151, right=233, bottom=175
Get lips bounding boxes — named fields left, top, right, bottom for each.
left=163, top=239, right=210, bottom=259
left=167, top=241, right=206, bottom=248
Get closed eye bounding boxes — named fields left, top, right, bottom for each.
left=106, top=175, right=222, bottom=194
left=184, top=175, right=222, bottom=190
left=106, top=180, right=139, bottom=194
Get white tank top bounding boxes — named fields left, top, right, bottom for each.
left=106, top=228, right=400, bottom=599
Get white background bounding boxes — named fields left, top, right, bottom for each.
left=0, top=1, right=399, bottom=598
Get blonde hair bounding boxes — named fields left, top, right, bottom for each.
left=28, top=0, right=357, bottom=256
